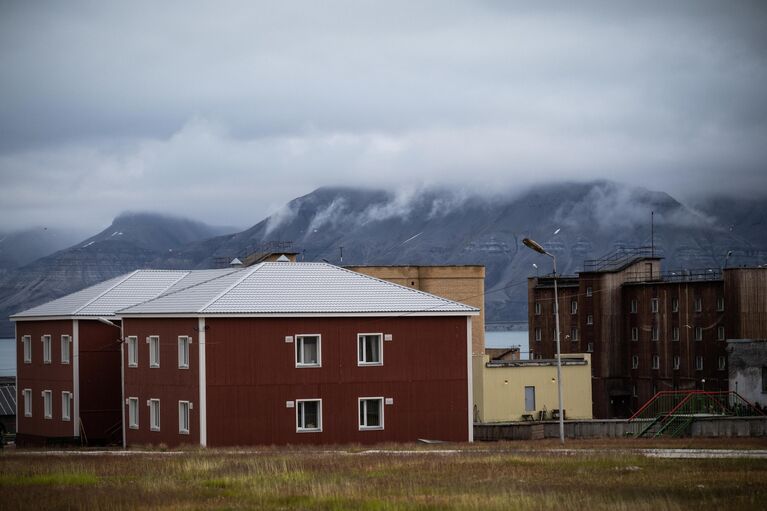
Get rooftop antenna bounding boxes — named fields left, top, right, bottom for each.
left=651, top=211, right=655, bottom=258
left=339, top=245, right=344, bottom=264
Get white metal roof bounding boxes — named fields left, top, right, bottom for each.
left=119, top=262, right=479, bottom=316
left=11, top=268, right=240, bottom=320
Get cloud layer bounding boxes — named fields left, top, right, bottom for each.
left=1, top=1, right=765, bottom=231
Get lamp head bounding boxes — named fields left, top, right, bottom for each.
left=522, top=238, right=547, bottom=255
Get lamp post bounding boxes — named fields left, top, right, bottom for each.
left=523, top=237, right=565, bottom=444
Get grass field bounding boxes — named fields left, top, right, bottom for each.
left=1, top=438, right=766, bottom=510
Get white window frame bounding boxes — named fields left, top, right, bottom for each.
left=631, top=327, right=639, bottom=341
left=60, top=335, right=71, bottom=365
left=672, top=327, right=679, bottom=342
left=717, top=326, right=725, bottom=341
left=43, top=390, right=52, bottom=419
left=672, top=298, right=679, bottom=313
left=718, top=356, right=726, bottom=371
left=127, top=336, right=138, bottom=367
left=23, top=388, right=32, bottom=417
left=534, top=302, right=541, bottom=315
left=587, top=314, right=593, bottom=325
left=673, top=356, right=680, bottom=371
left=695, top=355, right=704, bottom=371
left=22, top=335, right=31, bottom=364
left=178, top=336, right=191, bottom=369
left=178, top=400, right=191, bottom=435
left=357, top=333, right=383, bottom=366
left=295, top=334, right=321, bottom=367
left=651, top=298, right=659, bottom=313
left=61, top=391, right=71, bottom=421
left=128, top=397, right=139, bottom=429
left=631, top=355, right=639, bottom=369
left=586, top=287, right=593, bottom=297
left=717, top=297, right=724, bottom=312
left=695, top=326, right=703, bottom=341
left=630, top=299, right=638, bottom=314
left=651, top=327, right=659, bottom=341
left=42, top=335, right=52, bottom=364
left=296, top=399, right=322, bottom=432
left=570, top=327, right=578, bottom=342
left=571, top=300, right=577, bottom=315
left=148, top=335, right=160, bottom=368
left=149, top=398, right=160, bottom=431
left=587, top=342, right=594, bottom=353
left=358, top=397, right=384, bottom=430
left=694, top=297, right=702, bottom=312
left=652, top=355, right=660, bottom=370
left=534, top=327, right=541, bottom=342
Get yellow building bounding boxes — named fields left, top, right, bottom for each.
left=473, top=353, right=593, bottom=423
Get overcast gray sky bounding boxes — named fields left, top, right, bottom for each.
left=1, top=1, right=765, bottom=232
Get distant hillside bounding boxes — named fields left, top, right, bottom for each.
left=0, top=227, right=86, bottom=271
left=0, top=213, right=233, bottom=336
left=0, top=182, right=765, bottom=337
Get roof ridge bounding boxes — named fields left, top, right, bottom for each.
left=199, top=264, right=264, bottom=312
left=72, top=270, right=141, bottom=315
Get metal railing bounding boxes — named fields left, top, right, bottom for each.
left=624, top=268, right=722, bottom=283
left=583, top=247, right=657, bottom=273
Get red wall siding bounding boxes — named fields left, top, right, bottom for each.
left=123, top=318, right=200, bottom=446
left=78, top=320, right=123, bottom=442
left=204, top=316, right=468, bottom=447
left=15, top=320, right=75, bottom=440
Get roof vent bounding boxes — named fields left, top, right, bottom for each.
left=230, top=257, right=243, bottom=267
left=276, top=254, right=290, bottom=262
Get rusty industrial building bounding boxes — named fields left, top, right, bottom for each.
left=528, top=248, right=767, bottom=419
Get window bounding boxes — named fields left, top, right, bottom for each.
left=718, top=356, right=726, bottom=371
left=718, top=326, right=725, bottom=341
left=22, top=335, right=31, bottom=364
left=42, top=335, right=52, bottom=364
left=43, top=390, right=52, bottom=419
left=179, top=401, right=191, bottom=434
left=694, top=297, right=702, bottom=312
left=570, top=328, right=578, bottom=342
left=534, top=302, right=541, bottom=315
left=296, top=399, right=322, bottom=432
left=587, top=314, right=593, bottom=325
left=149, top=336, right=160, bottom=368
left=149, top=399, right=160, bottom=431
left=61, top=335, right=71, bottom=365
left=524, top=386, right=536, bottom=412
left=652, top=355, right=660, bottom=370
left=587, top=342, right=593, bottom=353
left=535, top=328, right=541, bottom=342
left=296, top=334, right=321, bottom=367
left=178, top=336, right=191, bottom=369
left=633, top=385, right=638, bottom=397
left=571, top=300, right=577, bottom=315
left=695, top=356, right=704, bottom=371
left=651, top=298, right=659, bottom=313
left=128, top=397, right=139, bottom=429
left=630, top=299, right=638, bottom=314
left=672, top=298, right=679, bottom=313
left=631, top=327, right=639, bottom=341
left=673, top=356, right=680, bottom=370
left=586, top=286, right=593, bottom=297
left=23, top=388, right=32, bottom=417
left=358, top=333, right=382, bottom=366
left=61, top=392, right=71, bottom=421
left=359, top=397, right=384, bottom=430
left=695, top=327, right=703, bottom=341
left=632, top=355, right=639, bottom=369
left=717, top=297, right=724, bottom=312
left=672, top=327, right=679, bottom=342
left=651, top=327, right=659, bottom=341
left=127, top=336, right=138, bottom=367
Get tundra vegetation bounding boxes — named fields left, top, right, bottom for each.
left=1, top=439, right=766, bottom=510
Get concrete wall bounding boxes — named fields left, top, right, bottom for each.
left=348, top=265, right=485, bottom=354
left=728, top=339, right=767, bottom=408
left=473, top=354, right=593, bottom=423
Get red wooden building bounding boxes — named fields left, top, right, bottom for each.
left=11, top=269, right=238, bottom=445
left=118, top=262, right=478, bottom=447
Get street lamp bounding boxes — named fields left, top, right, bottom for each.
left=523, top=237, right=565, bottom=444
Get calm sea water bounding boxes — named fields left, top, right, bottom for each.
left=0, top=338, right=15, bottom=377
left=485, top=330, right=529, bottom=359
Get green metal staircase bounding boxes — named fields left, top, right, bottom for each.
left=627, top=391, right=765, bottom=438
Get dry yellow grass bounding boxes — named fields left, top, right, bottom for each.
left=1, top=438, right=765, bottom=510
